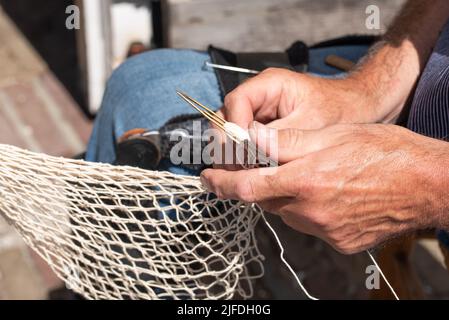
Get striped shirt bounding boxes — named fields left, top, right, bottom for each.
left=407, top=19, right=449, bottom=247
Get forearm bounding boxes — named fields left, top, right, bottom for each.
left=350, top=0, right=449, bottom=124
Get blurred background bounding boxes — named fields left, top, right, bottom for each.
left=0, top=0, right=448, bottom=300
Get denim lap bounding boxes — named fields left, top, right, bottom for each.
left=86, top=49, right=222, bottom=164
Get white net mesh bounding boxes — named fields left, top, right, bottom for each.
left=0, top=144, right=264, bottom=300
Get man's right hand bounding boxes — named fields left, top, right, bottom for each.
left=218, top=0, right=449, bottom=133
left=220, top=68, right=380, bottom=131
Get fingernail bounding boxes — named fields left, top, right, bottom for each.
left=249, top=121, right=267, bottom=143
left=200, top=174, right=212, bottom=192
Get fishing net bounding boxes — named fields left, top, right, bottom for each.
left=0, top=144, right=265, bottom=300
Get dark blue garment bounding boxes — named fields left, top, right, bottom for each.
left=408, top=20, right=449, bottom=247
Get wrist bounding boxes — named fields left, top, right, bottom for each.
left=333, top=76, right=382, bottom=124
left=414, top=137, right=449, bottom=230
left=431, top=143, right=449, bottom=230
left=347, top=39, right=422, bottom=124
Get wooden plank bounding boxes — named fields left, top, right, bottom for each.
left=0, top=5, right=92, bottom=299
left=0, top=89, right=43, bottom=152
left=0, top=8, right=46, bottom=87
left=40, top=73, right=92, bottom=145
left=0, top=92, right=29, bottom=149
left=3, top=83, right=70, bottom=156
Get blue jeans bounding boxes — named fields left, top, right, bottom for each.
left=86, top=45, right=369, bottom=168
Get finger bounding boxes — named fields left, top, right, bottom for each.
left=222, top=89, right=255, bottom=130
left=209, top=110, right=230, bottom=167
left=249, top=121, right=328, bottom=163
left=200, top=167, right=296, bottom=203
left=211, top=140, right=244, bottom=171
left=223, top=70, right=285, bottom=129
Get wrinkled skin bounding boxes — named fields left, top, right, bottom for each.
left=202, top=122, right=449, bottom=254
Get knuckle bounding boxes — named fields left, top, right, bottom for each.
left=283, top=129, right=303, bottom=149
left=214, top=190, right=226, bottom=200
left=262, top=67, right=287, bottom=76
left=223, top=92, right=236, bottom=109
left=337, top=242, right=360, bottom=255
left=205, top=174, right=222, bottom=197
left=328, top=234, right=362, bottom=255
left=258, top=68, right=281, bottom=82
left=311, top=211, right=330, bottom=229
left=261, top=67, right=276, bottom=75
left=200, top=171, right=212, bottom=186
left=328, top=232, right=345, bottom=246
left=235, top=179, right=256, bottom=203
left=334, top=245, right=356, bottom=255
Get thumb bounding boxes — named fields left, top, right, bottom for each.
left=248, top=121, right=324, bottom=163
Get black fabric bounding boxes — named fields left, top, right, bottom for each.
left=235, top=52, right=293, bottom=85
left=310, top=35, right=379, bottom=49
left=114, top=138, right=161, bottom=170
left=163, top=113, right=204, bottom=126
left=114, top=115, right=211, bottom=172
left=159, top=116, right=211, bottom=171
left=207, top=46, right=241, bottom=97
left=208, top=36, right=378, bottom=97
left=286, top=40, right=309, bottom=69
left=208, top=41, right=308, bottom=96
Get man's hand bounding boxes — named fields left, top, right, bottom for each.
left=219, top=1, right=449, bottom=133
left=201, top=122, right=449, bottom=254
left=221, top=68, right=381, bottom=131
left=211, top=68, right=378, bottom=169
